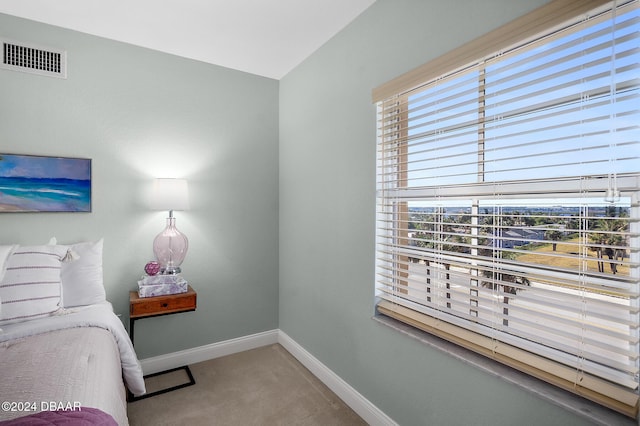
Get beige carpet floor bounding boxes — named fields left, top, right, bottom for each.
left=127, top=344, right=366, bottom=425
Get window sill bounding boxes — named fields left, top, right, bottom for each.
left=372, top=314, right=635, bottom=426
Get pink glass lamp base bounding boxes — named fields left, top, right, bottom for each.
left=153, top=216, right=189, bottom=274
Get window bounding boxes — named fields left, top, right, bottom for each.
left=374, top=0, right=640, bottom=418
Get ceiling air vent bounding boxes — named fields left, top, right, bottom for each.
left=1, top=39, right=67, bottom=79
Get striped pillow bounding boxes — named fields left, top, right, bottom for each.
left=0, top=245, right=71, bottom=325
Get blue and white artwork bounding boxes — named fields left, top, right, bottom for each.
left=0, top=154, right=91, bottom=212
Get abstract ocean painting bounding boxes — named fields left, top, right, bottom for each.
left=0, top=154, right=91, bottom=212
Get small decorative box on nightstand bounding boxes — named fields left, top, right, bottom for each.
left=137, top=274, right=188, bottom=298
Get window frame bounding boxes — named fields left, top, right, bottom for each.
left=374, top=0, right=640, bottom=419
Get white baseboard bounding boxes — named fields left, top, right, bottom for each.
left=138, top=329, right=396, bottom=426
left=139, top=329, right=279, bottom=375
left=277, top=331, right=397, bottom=426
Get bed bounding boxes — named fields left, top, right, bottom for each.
left=0, top=241, right=146, bottom=425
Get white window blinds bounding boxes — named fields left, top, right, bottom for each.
left=374, top=0, right=640, bottom=417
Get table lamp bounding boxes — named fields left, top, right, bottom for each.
left=150, top=178, right=190, bottom=274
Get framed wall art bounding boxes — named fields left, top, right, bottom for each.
left=0, top=153, right=91, bottom=212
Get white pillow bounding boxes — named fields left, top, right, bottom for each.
left=58, top=239, right=106, bottom=308
left=0, top=245, right=70, bottom=325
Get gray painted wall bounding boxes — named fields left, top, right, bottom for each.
left=0, top=13, right=279, bottom=359
left=279, top=0, right=596, bottom=425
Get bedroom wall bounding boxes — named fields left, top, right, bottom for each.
left=279, top=0, right=595, bottom=425
left=0, top=13, right=280, bottom=358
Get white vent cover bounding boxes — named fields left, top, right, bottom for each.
left=1, top=39, right=67, bottom=79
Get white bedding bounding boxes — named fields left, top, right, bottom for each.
left=0, top=303, right=146, bottom=424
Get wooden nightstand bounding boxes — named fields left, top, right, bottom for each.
left=128, top=285, right=197, bottom=401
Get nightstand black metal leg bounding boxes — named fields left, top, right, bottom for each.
left=128, top=365, right=196, bottom=402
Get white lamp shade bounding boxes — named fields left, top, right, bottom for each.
left=150, top=178, right=190, bottom=212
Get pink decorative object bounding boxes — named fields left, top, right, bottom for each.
left=144, top=261, right=160, bottom=276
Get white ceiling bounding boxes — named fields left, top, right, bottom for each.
left=0, top=0, right=376, bottom=80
